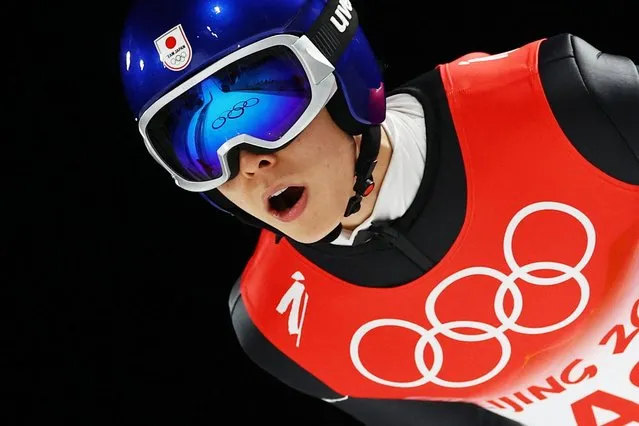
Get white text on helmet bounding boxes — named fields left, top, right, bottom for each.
left=330, top=0, right=353, bottom=33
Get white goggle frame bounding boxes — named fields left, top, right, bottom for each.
left=137, top=34, right=338, bottom=192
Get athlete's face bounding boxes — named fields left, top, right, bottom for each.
left=218, top=108, right=361, bottom=243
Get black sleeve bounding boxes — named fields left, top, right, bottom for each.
left=538, top=33, right=639, bottom=184
left=327, top=397, right=523, bottom=426
left=228, top=279, right=520, bottom=426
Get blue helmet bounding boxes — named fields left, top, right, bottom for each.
left=120, top=0, right=385, bottom=136
left=119, top=0, right=386, bottom=235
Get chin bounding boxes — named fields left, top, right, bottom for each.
left=287, top=231, right=329, bottom=245
left=286, top=220, right=342, bottom=245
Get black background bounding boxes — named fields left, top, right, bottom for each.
left=8, top=1, right=637, bottom=425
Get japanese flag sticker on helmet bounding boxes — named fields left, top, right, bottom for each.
left=154, top=24, right=193, bottom=72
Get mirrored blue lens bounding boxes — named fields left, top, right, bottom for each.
left=146, top=45, right=312, bottom=182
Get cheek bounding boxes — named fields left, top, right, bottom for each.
left=332, top=150, right=355, bottom=186
left=218, top=181, right=250, bottom=211
left=314, top=140, right=356, bottom=200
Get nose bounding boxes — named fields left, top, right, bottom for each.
left=238, top=149, right=277, bottom=178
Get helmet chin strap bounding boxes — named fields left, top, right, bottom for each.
left=314, top=125, right=382, bottom=244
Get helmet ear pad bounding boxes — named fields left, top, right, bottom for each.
left=326, top=87, right=367, bottom=136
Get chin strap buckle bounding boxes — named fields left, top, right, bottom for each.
left=344, top=159, right=377, bottom=217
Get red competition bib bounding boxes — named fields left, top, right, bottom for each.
left=240, top=39, right=639, bottom=425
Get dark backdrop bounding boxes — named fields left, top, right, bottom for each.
left=8, top=1, right=637, bottom=425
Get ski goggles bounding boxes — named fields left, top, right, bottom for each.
left=138, top=34, right=338, bottom=192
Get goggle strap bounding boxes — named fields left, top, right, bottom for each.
left=306, top=0, right=359, bottom=65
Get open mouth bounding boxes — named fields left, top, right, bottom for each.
left=268, top=186, right=307, bottom=222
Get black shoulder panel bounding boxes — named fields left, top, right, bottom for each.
left=538, top=33, right=639, bottom=184
left=228, top=278, right=343, bottom=400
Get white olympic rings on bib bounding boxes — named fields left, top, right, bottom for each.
left=350, top=201, right=596, bottom=389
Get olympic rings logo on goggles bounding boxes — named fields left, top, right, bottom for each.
left=137, top=34, right=338, bottom=193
